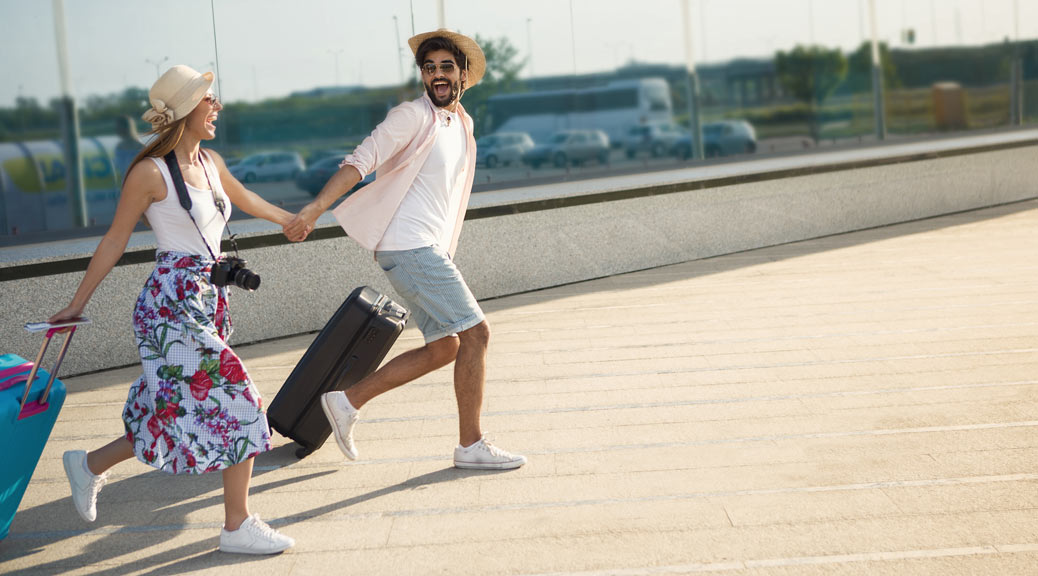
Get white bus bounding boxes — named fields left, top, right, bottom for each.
left=485, top=78, right=673, bottom=145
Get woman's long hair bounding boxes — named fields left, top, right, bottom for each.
left=125, top=119, right=189, bottom=181
left=125, top=118, right=188, bottom=227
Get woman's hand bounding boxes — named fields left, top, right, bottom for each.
left=48, top=303, right=85, bottom=324
left=285, top=205, right=320, bottom=242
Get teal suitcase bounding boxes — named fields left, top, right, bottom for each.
left=0, top=322, right=84, bottom=540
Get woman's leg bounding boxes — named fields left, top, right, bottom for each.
left=221, top=457, right=253, bottom=531
left=86, top=436, right=135, bottom=475
left=218, top=456, right=294, bottom=554
left=64, top=436, right=132, bottom=522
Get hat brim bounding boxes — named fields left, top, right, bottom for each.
left=408, top=29, right=485, bottom=88
left=171, top=71, right=215, bottom=121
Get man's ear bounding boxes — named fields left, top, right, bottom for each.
left=460, top=69, right=468, bottom=84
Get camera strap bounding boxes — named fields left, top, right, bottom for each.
left=162, top=150, right=240, bottom=262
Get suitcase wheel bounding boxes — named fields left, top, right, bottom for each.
left=295, top=446, right=313, bottom=459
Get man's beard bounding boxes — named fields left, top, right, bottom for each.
left=425, top=78, right=462, bottom=108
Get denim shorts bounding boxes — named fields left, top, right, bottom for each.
left=375, top=246, right=485, bottom=344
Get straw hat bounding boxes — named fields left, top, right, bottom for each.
left=408, top=29, right=486, bottom=88
left=142, top=65, right=214, bottom=129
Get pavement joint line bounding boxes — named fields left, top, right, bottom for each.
left=522, top=544, right=1038, bottom=575
left=337, top=420, right=1038, bottom=464
left=529, top=320, right=1038, bottom=350
left=496, top=298, right=1038, bottom=319
left=11, top=474, right=1038, bottom=543
left=42, top=417, right=1038, bottom=474
left=32, top=417, right=1038, bottom=487
left=539, top=347, right=1038, bottom=370
left=58, top=379, right=1038, bottom=427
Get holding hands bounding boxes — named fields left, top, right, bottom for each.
left=284, top=203, right=323, bottom=243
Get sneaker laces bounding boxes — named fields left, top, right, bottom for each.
left=246, top=515, right=282, bottom=540
left=88, top=472, right=108, bottom=498
left=477, top=436, right=509, bottom=458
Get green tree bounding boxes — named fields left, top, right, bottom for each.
left=775, top=45, right=848, bottom=142
left=462, top=34, right=526, bottom=137
left=844, top=41, right=900, bottom=94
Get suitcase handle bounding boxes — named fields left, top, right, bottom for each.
left=374, top=295, right=409, bottom=321
left=0, top=362, right=34, bottom=384
left=15, top=325, right=79, bottom=420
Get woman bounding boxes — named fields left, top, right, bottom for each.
left=48, top=65, right=304, bottom=555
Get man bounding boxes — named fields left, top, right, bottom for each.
left=285, top=30, right=525, bottom=470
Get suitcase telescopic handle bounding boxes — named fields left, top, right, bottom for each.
left=16, top=326, right=78, bottom=420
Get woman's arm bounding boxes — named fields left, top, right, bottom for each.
left=205, top=149, right=295, bottom=227
left=49, top=162, right=164, bottom=322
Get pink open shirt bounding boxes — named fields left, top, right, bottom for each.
left=333, top=93, right=478, bottom=257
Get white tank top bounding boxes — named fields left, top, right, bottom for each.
left=145, top=151, right=230, bottom=257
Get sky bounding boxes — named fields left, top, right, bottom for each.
left=1, top=0, right=1034, bottom=107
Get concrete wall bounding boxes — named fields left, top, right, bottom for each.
left=3, top=134, right=1037, bottom=376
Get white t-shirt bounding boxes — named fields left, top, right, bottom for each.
left=377, top=109, right=467, bottom=252
left=146, top=152, right=229, bottom=257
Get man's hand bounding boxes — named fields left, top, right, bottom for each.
left=284, top=203, right=322, bottom=242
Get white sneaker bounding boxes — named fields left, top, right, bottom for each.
left=219, top=514, right=295, bottom=555
left=62, top=450, right=107, bottom=522
left=320, top=391, right=359, bottom=460
left=453, top=436, right=527, bottom=470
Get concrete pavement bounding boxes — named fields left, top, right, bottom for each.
left=3, top=200, right=1038, bottom=575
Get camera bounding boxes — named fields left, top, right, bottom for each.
left=210, top=256, right=261, bottom=291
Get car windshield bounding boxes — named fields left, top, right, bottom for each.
left=550, top=133, right=568, bottom=143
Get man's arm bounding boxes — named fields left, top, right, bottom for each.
left=284, top=164, right=362, bottom=241
left=283, top=102, right=420, bottom=242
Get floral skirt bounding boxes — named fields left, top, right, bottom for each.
left=123, top=251, right=271, bottom=475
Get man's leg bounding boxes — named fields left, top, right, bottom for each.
left=454, top=320, right=489, bottom=447
left=322, top=336, right=458, bottom=460
left=348, top=336, right=459, bottom=409
left=451, top=319, right=527, bottom=470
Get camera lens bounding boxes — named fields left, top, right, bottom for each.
left=234, top=269, right=261, bottom=291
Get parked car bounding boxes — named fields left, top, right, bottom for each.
left=294, top=155, right=374, bottom=196
left=673, top=120, right=757, bottom=159
left=476, top=132, right=534, bottom=168
left=229, top=151, right=305, bottom=182
left=521, top=130, right=610, bottom=168
left=623, top=122, right=687, bottom=158
left=306, top=148, right=350, bottom=165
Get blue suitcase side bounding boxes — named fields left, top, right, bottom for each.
left=0, top=353, right=67, bottom=540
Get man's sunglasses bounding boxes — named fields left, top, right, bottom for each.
left=421, top=62, right=457, bottom=75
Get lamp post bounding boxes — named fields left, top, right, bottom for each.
left=145, top=56, right=168, bottom=80
left=681, top=0, right=703, bottom=160
left=54, top=0, right=87, bottom=227
left=1011, top=0, right=1023, bottom=126
left=569, top=0, right=578, bottom=76
left=393, top=16, right=405, bottom=84
left=868, top=0, right=886, bottom=140
left=526, top=18, right=534, bottom=79
left=328, top=49, right=344, bottom=86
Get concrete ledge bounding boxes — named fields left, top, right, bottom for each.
left=3, top=130, right=1038, bottom=375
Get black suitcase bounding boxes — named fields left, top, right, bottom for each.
left=267, top=286, right=408, bottom=458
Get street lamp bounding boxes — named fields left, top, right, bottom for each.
left=526, top=18, right=534, bottom=79
left=393, top=15, right=405, bottom=85
left=145, top=56, right=168, bottom=80
left=681, top=0, right=703, bottom=160
left=868, top=0, right=886, bottom=140
left=1011, top=0, right=1023, bottom=125
left=327, top=49, right=344, bottom=86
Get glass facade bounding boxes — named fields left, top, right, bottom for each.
left=2, top=0, right=1035, bottom=247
